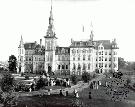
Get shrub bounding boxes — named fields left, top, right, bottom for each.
left=0, top=73, right=15, bottom=92
left=71, top=75, right=78, bottom=85
left=82, top=72, right=90, bottom=83
left=36, top=76, right=46, bottom=90
left=126, top=78, right=131, bottom=86
left=25, top=75, right=29, bottom=80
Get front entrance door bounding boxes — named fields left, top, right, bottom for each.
left=48, top=65, right=52, bottom=75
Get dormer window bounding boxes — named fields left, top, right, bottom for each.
left=62, top=48, right=65, bottom=53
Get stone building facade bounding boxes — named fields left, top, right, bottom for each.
left=17, top=4, right=119, bottom=75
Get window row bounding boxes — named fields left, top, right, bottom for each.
left=25, top=57, right=32, bottom=61
left=25, top=51, right=34, bottom=55
left=33, top=57, right=45, bottom=61
left=96, top=51, right=112, bottom=55
left=72, top=49, right=92, bottom=54
left=96, top=63, right=117, bottom=68
left=58, top=64, right=69, bottom=70
left=58, top=55, right=70, bottom=61
left=96, top=57, right=116, bottom=61
left=73, top=55, right=91, bottom=61
left=72, top=63, right=91, bottom=70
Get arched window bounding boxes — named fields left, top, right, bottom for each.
left=88, top=55, right=91, bottom=60
left=62, top=65, right=65, bottom=69
left=62, top=55, right=65, bottom=61
left=78, top=63, right=81, bottom=70
left=47, top=41, right=50, bottom=50
left=83, top=55, right=85, bottom=60
left=58, top=55, right=60, bottom=61
left=78, top=55, right=80, bottom=61
left=73, top=63, right=76, bottom=70
left=83, top=63, right=86, bottom=70
left=58, top=65, right=60, bottom=70
left=66, top=65, right=68, bottom=69
left=88, top=63, right=90, bottom=70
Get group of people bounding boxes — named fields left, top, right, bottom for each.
left=89, top=80, right=102, bottom=90
left=58, top=89, right=79, bottom=98
left=89, top=80, right=102, bottom=99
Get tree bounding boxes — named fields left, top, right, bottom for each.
left=8, top=55, right=17, bottom=73
left=71, top=75, right=78, bottom=85
left=0, top=73, right=17, bottom=107
left=36, top=76, right=46, bottom=90
left=118, top=57, right=126, bottom=70
left=1, top=73, right=15, bottom=92
left=82, top=72, right=90, bottom=83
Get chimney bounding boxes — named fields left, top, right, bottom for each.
left=40, top=39, right=42, bottom=46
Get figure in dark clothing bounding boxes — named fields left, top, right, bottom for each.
left=66, top=91, right=68, bottom=96
left=60, top=89, right=63, bottom=96
left=90, top=82, right=93, bottom=90
left=89, top=91, right=92, bottom=99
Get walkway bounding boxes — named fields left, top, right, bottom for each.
left=18, top=74, right=106, bottom=97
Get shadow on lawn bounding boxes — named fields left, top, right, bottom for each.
left=16, top=94, right=84, bottom=107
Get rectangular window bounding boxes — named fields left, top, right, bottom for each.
left=58, top=65, right=60, bottom=70
left=109, top=52, right=111, bottom=55
left=105, top=58, right=107, bottom=61
left=109, top=64, right=111, bottom=68
left=99, top=57, right=101, bottom=61
left=83, top=55, right=85, bottom=60
left=114, top=57, right=115, bottom=61
left=105, top=52, right=107, bottom=55
left=109, top=58, right=111, bottom=61
left=78, top=57, right=80, bottom=61
left=102, top=51, right=103, bottom=55
left=58, top=56, right=60, bottom=61
left=73, top=57, right=75, bottom=61
left=88, top=64, right=90, bottom=70
left=88, top=55, right=90, bottom=60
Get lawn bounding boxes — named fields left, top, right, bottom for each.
left=78, top=84, right=135, bottom=107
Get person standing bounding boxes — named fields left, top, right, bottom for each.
left=60, top=89, right=63, bottom=96
left=89, top=91, right=92, bottom=99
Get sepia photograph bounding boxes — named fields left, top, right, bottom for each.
left=0, top=0, right=135, bottom=106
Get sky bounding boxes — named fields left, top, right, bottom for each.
left=0, top=0, right=135, bottom=62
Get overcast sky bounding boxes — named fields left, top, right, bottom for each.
left=0, top=0, right=135, bottom=62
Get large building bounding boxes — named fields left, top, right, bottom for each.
left=17, top=4, right=119, bottom=75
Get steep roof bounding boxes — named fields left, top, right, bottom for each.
left=94, top=40, right=112, bottom=49
left=94, top=40, right=119, bottom=49
left=34, top=46, right=45, bottom=55
left=24, top=42, right=36, bottom=50
left=70, top=40, right=94, bottom=48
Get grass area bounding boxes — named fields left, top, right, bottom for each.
left=78, top=83, right=135, bottom=107
left=16, top=94, right=82, bottom=107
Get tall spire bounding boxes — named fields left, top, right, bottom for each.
left=45, top=0, right=56, bottom=38
left=20, top=35, right=24, bottom=47
left=90, top=21, right=94, bottom=41
left=49, top=0, right=53, bottom=25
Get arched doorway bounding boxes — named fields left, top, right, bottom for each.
left=48, top=65, right=52, bottom=75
